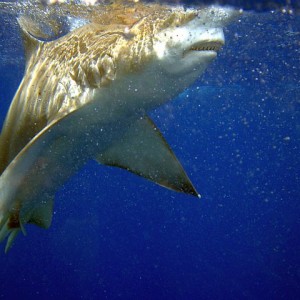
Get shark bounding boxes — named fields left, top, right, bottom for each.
left=0, top=1, right=239, bottom=252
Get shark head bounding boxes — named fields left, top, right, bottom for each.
left=152, top=7, right=230, bottom=76
left=77, top=5, right=241, bottom=111
left=112, top=6, right=238, bottom=74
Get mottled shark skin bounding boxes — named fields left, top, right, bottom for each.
left=0, top=1, right=239, bottom=252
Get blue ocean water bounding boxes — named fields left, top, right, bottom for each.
left=0, top=2, right=299, bottom=300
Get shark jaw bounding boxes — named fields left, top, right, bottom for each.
left=0, top=2, right=240, bottom=252
left=152, top=6, right=229, bottom=76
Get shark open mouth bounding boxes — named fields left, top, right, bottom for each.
left=188, top=41, right=224, bottom=52
left=182, top=40, right=224, bottom=58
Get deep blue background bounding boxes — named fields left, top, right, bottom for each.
left=0, top=5, right=299, bottom=300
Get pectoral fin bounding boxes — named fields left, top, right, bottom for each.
left=96, top=117, right=199, bottom=197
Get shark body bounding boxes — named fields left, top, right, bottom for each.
left=0, top=2, right=238, bottom=252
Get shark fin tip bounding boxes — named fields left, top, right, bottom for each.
left=4, top=229, right=20, bottom=254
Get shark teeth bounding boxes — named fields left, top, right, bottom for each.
left=182, top=41, right=224, bottom=58
left=188, top=41, right=224, bottom=52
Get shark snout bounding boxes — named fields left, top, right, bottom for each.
left=195, top=6, right=242, bottom=28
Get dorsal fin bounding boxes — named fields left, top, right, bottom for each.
left=17, top=16, right=42, bottom=64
